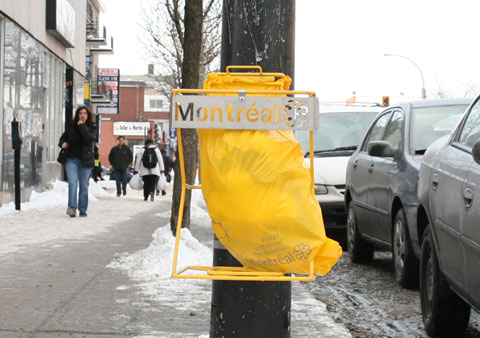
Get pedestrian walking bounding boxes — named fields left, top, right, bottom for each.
left=135, top=138, right=164, bottom=201
left=58, top=106, right=97, bottom=218
left=156, top=148, right=172, bottom=196
left=92, top=144, right=104, bottom=182
left=108, top=136, right=133, bottom=197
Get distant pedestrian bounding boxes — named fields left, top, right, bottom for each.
left=156, top=148, right=172, bottom=196
left=92, top=162, right=103, bottom=182
left=58, top=106, right=97, bottom=218
left=92, top=144, right=104, bottom=182
left=135, top=138, right=164, bottom=201
left=169, top=155, right=176, bottom=175
left=108, top=136, right=133, bottom=197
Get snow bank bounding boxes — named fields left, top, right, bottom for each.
left=0, top=179, right=109, bottom=216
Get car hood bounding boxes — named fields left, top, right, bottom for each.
left=304, top=156, right=350, bottom=185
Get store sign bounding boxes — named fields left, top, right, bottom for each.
left=97, top=68, right=120, bottom=115
left=46, top=0, right=76, bottom=48
left=113, top=122, right=151, bottom=136
left=171, top=95, right=319, bottom=131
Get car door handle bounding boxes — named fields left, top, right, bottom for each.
left=432, top=173, right=439, bottom=191
left=464, top=187, right=474, bottom=208
left=368, top=163, right=374, bottom=173
left=353, top=160, right=358, bottom=169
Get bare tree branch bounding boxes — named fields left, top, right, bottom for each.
left=139, top=0, right=221, bottom=88
left=139, top=0, right=221, bottom=234
left=431, top=74, right=450, bottom=98
left=203, top=0, right=216, bottom=19
left=462, top=80, right=479, bottom=98
left=166, top=0, right=185, bottom=48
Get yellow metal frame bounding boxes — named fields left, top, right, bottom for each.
left=171, top=68, right=317, bottom=281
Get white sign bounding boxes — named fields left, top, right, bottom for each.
left=46, top=0, right=76, bottom=48
left=56, top=0, right=76, bottom=47
left=113, top=122, right=151, bottom=136
left=171, top=95, right=318, bottom=131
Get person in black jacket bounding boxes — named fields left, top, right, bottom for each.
left=108, top=135, right=133, bottom=197
left=92, top=144, right=104, bottom=182
left=58, top=106, right=97, bottom=218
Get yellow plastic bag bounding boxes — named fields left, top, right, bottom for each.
left=198, top=72, right=341, bottom=275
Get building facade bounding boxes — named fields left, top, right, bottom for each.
left=0, top=0, right=88, bottom=204
left=97, top=75, right=170, bottom=167
left=0, top=0, right=114, bottom=205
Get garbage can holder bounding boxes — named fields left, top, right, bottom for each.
left=171, top=67, right=319, bottom=281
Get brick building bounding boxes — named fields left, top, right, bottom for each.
left=97, top=75, right=170, bottom=168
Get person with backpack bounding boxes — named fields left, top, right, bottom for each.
left=134, top=138, right=164, bottom=201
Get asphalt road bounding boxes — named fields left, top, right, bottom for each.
left=307, top=250, right=480, bottom=338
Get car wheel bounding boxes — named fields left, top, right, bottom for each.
left=392, top=208, right=419, bottom=288
left=420, top=226, right=470, bottom=337
left=346, top=204, right=374, bottom=263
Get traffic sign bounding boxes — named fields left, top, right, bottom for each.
left=382, top=96, right=390, bottom=107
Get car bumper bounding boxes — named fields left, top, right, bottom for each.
left=319, top=201, right=347, bottom=229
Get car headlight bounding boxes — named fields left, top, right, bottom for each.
left=314, top=184, right=328, bottom=195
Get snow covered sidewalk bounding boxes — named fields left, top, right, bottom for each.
left=0, top=180, right=351, bottom=337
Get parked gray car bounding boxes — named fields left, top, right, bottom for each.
left=345, top=98, right=472, bottom=288
left=417, top=96, right=480, bottom=336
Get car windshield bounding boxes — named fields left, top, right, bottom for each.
left=295, top=111, right=379, bottom=155
left=410, top=104, right=468, bottom=153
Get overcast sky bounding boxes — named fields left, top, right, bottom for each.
left=99, top=0, right=480, bottom=104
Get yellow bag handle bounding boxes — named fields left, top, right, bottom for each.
left=226, top=65, right=263, bottom=75
left=224, top=65, right=286, bottom=81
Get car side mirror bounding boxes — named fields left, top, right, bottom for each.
left=472, top=139, right=480, bottom=164
left=368, top=140, right=396, bottom=157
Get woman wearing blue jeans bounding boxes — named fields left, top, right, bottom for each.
left=58, top=106, right=97, bottom=217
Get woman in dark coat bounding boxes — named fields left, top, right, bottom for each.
left=58, top=106, right=97, bottom=217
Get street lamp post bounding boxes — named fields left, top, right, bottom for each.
left=384, top=53, right=426, bottom=99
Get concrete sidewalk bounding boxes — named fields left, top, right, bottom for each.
left=0, top=188, right=177, bottom=337
left=0, top=184, right=350, bottom=337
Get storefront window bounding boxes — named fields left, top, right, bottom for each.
left=73, top=70, right=84, bottom=109
left=0, top=17, right=3, bottom=190
left=1, top=19, right=59, bottom=191
left=44, top=53, right=65, bottom=163
left=1, top=18, right=82, bottom=200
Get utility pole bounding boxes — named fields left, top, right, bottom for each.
left=210, top=1, right=295, bottom=337
left=221, top=0, right=295, bottom=79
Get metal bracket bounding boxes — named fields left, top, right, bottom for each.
left=238, top=90, right=246, bottom=101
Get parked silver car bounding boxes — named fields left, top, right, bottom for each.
left=417, top=95, right=480, bottom=336
left=345, top=98, right=471, bottom=288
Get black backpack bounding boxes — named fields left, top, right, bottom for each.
left=142, top=147, right=158, bottom=169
